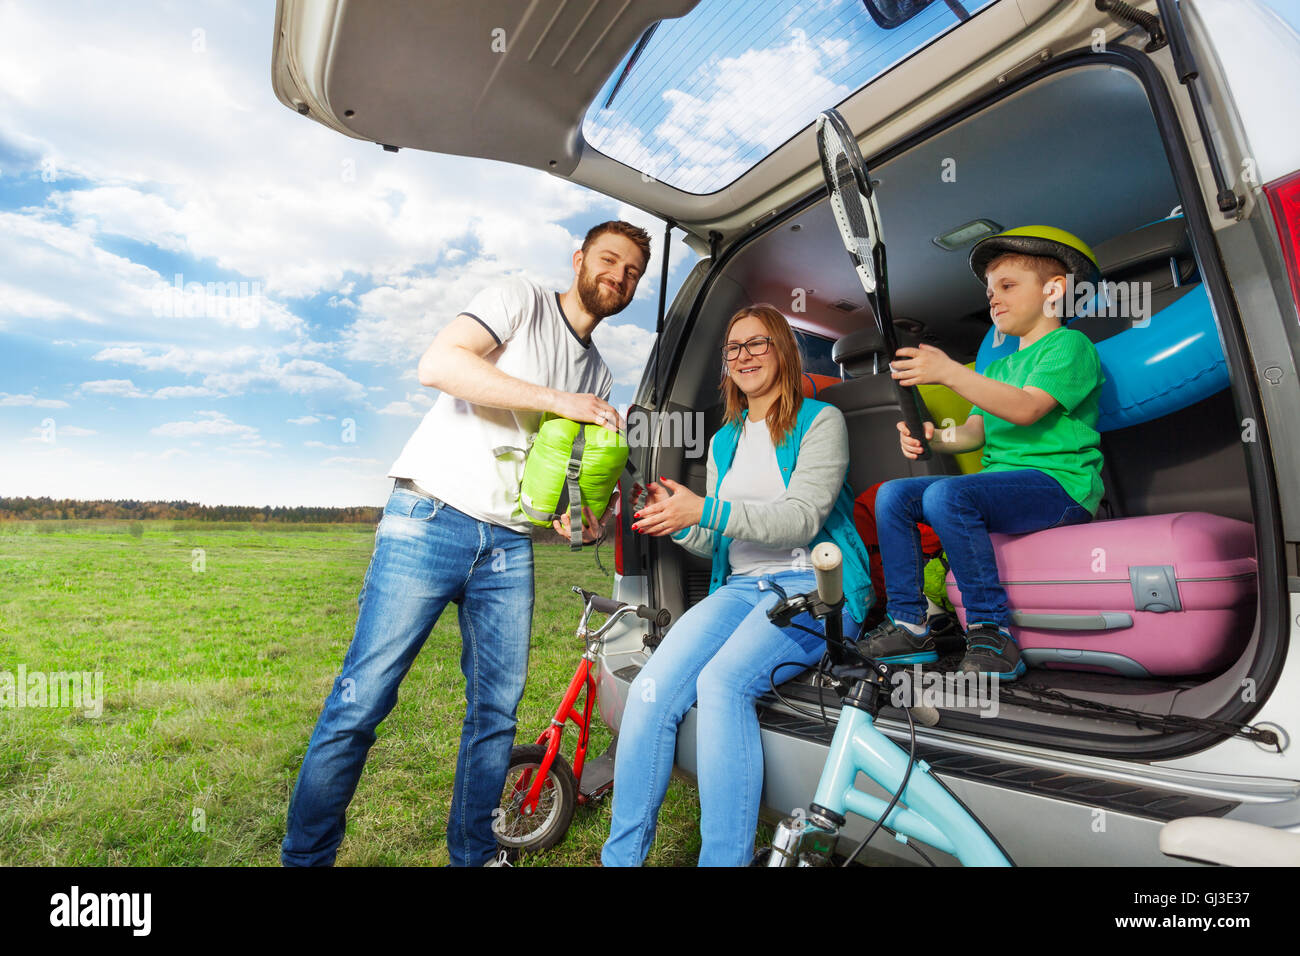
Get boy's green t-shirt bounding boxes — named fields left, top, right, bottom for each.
left=970, top=326, right=1105, bottom=514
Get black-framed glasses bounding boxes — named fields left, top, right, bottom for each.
left=723, top=336, right=773, bottom=361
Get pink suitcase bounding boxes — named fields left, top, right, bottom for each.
left=945, top=512, right=1257, bottom=677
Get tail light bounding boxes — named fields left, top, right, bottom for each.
left=1265, top=171, right=1300, bottom=319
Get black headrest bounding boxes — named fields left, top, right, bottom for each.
left=833, top=324, right=923, bottom=377
left=1094, top=218, right=1195, bottom=288
left=832, top=326, right=885, bottom=368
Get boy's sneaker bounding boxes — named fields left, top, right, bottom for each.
left=858, top=617, right=938, bottom=665
left=959, top=623, right=1026, bottom=680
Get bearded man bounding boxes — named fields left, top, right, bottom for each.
left=283, top=221, right=651, bottom=866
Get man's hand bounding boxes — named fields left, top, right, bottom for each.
left=898, top=420, right=935, bottom=460
left=631, top=477, right=704, bottom=536
left=889, top=344, right=961, bottom=388
left=551, top=392, right=624, bottom=431
left=553, top=505, right=606, bottom=544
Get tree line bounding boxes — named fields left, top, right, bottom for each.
left=0, top=497, right=383, bottom=523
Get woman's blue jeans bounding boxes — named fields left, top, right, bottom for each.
left=281, top=485, right=534, bottom=867
left=602, top=569, right=853, bottom=867
left=875, top=469, right=1092, bottom=631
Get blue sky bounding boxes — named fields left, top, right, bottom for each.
left=0, top=1, right=700, bottom=507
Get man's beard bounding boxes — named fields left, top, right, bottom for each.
left=576, top=266, right=631, bottom=319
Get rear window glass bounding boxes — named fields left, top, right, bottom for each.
left=795, top=329, right=841, bottom=379
left=582, top=0, right=999, bottom=195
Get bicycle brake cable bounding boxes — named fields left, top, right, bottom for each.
left=768, top=658, right=838, bottom=728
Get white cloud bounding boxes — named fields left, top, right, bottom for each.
left=377, top=401, right=423, bottom=418
left=586, top=28, right=850, bottom=194
left=79, top=379, right=148, bottom=398
left=92, top=345, right=263, bottom=373
left=592, top=322, right=656, bottom=386
left=152, top=385, right=222, bottom=400
left=26, top=424, right=96, bottom=438
left=1, top=392, right=68, bottom=408
left=322, top=456, right=383, bottom=467
left=0, top=1, right=602, bottom=301
left=202, top=358, right=368, bottom=404
left=0, top=282, right=95, bottom=324
left=218, top=445, right=273, bottom=458
left=0, top=1, right=665, bottom=507
left=93, top=345, right=365, bottom=402
left=150, top=411, right=259, bottom=440
left=341, top=251, right=577, bottom=368
left=0, top=213, right=159, bottom=329
left=287, top=415, right=321, bottom=425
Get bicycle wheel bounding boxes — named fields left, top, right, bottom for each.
left=493, top=743, right=578, bottom=854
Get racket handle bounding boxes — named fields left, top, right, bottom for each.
left=900, top=386, right=932, bottom=462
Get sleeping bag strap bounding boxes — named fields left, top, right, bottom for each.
left=566, top=427, right=586, bottom=551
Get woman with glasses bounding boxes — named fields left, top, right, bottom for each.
left=601, top=304, right=873, bottom=866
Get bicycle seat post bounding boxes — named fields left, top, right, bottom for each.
left=821, top=601, right=847, bottom=668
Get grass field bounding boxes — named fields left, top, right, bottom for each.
left=0, top=521, right=706, bottom=866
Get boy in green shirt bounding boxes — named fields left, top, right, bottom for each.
left=861, top=226, right=1106, bottom=679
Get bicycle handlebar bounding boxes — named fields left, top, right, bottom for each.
left=811, top=542, right=843, bottom=607
left=577, top=589, right=671, bottom=628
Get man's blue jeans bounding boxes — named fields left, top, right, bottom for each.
left=281, top=485, right=534, bottom=867
left=602, top=570, right=853, bottom=867
left=875, top=469, right=1091, bottom=631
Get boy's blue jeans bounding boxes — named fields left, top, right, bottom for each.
left=602, top=570, right=854, bottom=867
left=876, top=470, right=1091, bottom=631
left=281, top=485, right=534, bottom=867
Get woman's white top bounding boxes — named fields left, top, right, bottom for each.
left=718, top=417, right=806, bottom=577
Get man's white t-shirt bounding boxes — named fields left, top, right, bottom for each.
left=388, top=277, right=614, bottom=532
left=719, top=417, right=800, bottom=577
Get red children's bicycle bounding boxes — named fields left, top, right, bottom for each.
left=493, top=586, right=670, bottom=855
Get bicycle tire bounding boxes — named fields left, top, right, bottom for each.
left=493, top=744, right=578, bottom=854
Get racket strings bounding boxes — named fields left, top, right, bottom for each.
left=821, top=131, right=878, bottom=288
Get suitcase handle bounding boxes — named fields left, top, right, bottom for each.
left=1010, top=611, right=1134, bottom=631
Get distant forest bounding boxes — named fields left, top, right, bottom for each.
left=0, top=496, right=383, bottom=523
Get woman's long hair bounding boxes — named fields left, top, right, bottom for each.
left=719, top=304, right=804, bottom=447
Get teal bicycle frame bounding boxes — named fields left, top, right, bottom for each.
left=761, top=558, right=1012, bottom=867
left=800, top=690, right=1011, bottom=866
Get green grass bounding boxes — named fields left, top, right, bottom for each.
left=0, top=521, right=704, bottom=866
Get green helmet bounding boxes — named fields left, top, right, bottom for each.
left=969, top=225, right=1101, bottom=285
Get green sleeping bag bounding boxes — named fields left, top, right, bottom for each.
left=498, top=414, right=629, bottom=549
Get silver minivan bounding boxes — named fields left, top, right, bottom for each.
left=273, top=0, right=1300, bottom=865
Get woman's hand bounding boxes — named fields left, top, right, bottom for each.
left=632, top=477, right=704, bottom=536
left=897, top=419, right=935, bottom=460
left=641, top=481, right=670, bottom=509
left=889, top=344, right=960, bottom=388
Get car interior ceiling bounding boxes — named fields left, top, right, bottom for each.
left=650, top=63, right=1259, bottom=731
